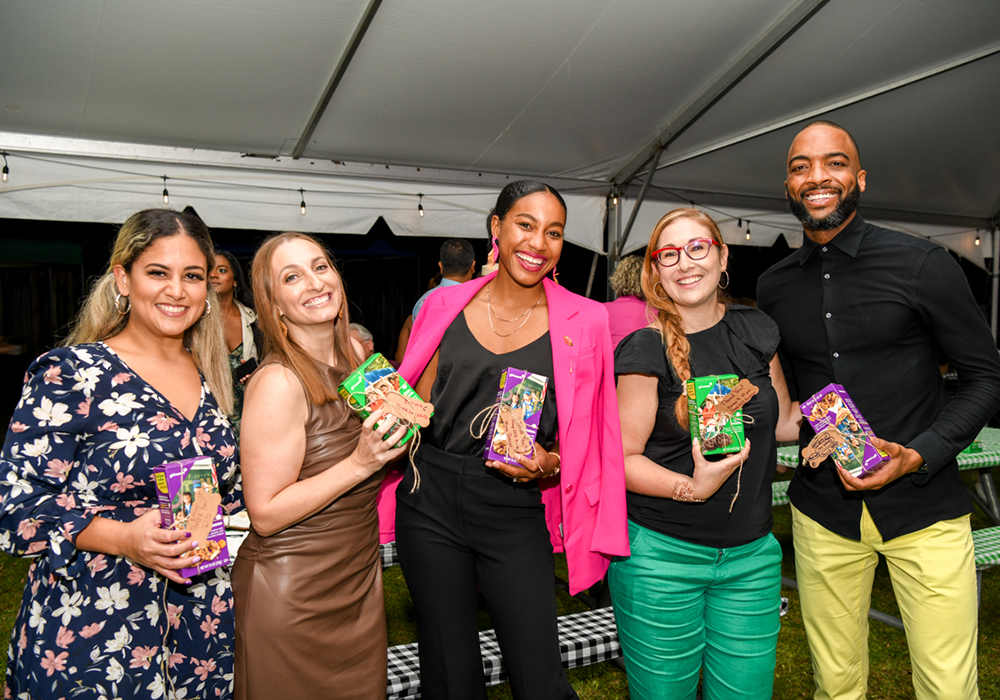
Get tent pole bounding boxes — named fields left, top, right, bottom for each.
left=617, top=148, right=663, bottom=259
left=992, top=227, right=999, bottom=342
left=606, top=192, right=622, bottom=300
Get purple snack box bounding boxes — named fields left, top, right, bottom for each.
left=483, top=367, right=549, bottom=467
left=153, top=455, right=230, bottom=577
left=800, top=383, right=889, bottom=477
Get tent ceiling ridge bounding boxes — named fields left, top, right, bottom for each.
left=612, top=0, right=829, bottom=185
left=655, top=40, right=1000, bottom=172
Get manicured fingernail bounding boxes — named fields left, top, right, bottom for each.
left=190, top=541, right=199, bottom=548
left=184, top=578, right=192, bottom=585
left=191, top=557, right=201, bottom=564
left=185, top=532, right=192, bottom=539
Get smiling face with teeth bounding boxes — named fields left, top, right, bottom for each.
left=113, top=232, right=210, bottom=341
left=491, top=190, right=566, bottom=288
left=652, top=217, right=728, bottom=318
left=270, top=237, right=345, bottom=333
left=785, top=122, right=867, bottom=243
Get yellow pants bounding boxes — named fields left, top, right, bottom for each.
left=791, top=503, right=979, bottom=700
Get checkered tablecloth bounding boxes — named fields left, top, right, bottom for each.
left=380, top=541, right=399, bottom=569
left=776, top=427, right=1000, bottom=471
left=386, top=607, right=621, bottom=699
left=772, top=479, right=791, bottom=507
left=973, top=526, right=1000, bottom=569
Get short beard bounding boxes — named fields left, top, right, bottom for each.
left=787, top=184, right=862, bottom=231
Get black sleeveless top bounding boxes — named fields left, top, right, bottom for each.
left=427, top=311, right=558, bottom=457
left=614, top=306, right=780, bottom=548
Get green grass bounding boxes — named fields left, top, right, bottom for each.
left=4, top=468, right=1000, bottom=698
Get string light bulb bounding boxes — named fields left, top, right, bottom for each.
left=161, top=176, right=169, bottom=204
left=1, top=152, right=8, bottom=183
left=418, top=193, right=424, bottom=217
left=611, top=188, right=618, bottom=206
left=299, top=189, right=307, bottom=215
left=745, top=223, right=751, bottom=241
left=975, top=230, right=981, bottom=246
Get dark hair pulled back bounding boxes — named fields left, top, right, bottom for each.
left=487, top=180, right=567, bottom=234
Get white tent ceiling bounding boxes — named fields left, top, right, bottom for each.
left=1, top=0, right=998, bottom=265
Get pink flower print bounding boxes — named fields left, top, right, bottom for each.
left=180, top=429, right=191, bottom=449
left=17, top=518, right=40, bottom=540
left=55, top=625, right=76, bottom=649
left=61, top=521, right=76, bottom=538
left=168, top=652, right=186, bottom=669
left=26, top=541, right=48, bottom=555
left=123, top=500, right=144, bottom=508
left=87, top=554, right=108, bottom=574
left=200, top=616, right=219, bottom=639
left=97, top=421, right=118, bottom=432
left=111, top=372, right=132, bottom=387
left=192, top=427, right=212, bottom=450
left=40, top=650, right=68, bottom=676
left=129, top=645, right=158, bottom=670
left=55, top=493, right=77, bottom=510
left=30, top=578, right=40, bottom=596
left=76, top=397, right=91, bottom=417
left=79, top=621, right=105, bottom=638
left=45, top=459, right=73, bottom=481
left=148, top=412, right=180, bottom=431
left=167, top=603, right=184, bottom=630
left=218, top=443, right=235, bottom=459
left=17, top=624, right=27, bottom=651
left=127, top=565, right=146, bottom=586
left=192, top=657, right=217, bottom=681
left=10, top=421, right=28, bottom=433
left=43, top=365, right=64, bottom=385
left=111, top=472, right=137, bottom=494
left=210, top=595, right=227, bottom=616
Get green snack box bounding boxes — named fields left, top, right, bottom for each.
left=337, top=353, right=432, bottom=446
left=685, top=374, right=744, bottom=455
left=962, top=441, right=983, bottom=454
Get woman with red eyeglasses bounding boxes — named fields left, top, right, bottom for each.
left=609, top=208, right=800, bottom=700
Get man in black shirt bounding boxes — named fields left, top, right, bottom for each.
left=758, top=121, right=1000, bottom=700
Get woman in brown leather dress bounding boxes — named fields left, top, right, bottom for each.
left=232, top=232, right=407, bottom=700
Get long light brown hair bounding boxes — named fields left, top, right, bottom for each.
left=62, top=209, right=233, bottom=414
left=251, top=232, right=357, bottom=405
left=640, top=208, right=728, bottom=428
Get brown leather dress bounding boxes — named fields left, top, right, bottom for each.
left=232, top=360, right=387, bottom=700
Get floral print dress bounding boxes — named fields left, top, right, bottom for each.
left=0, top=343, right=242, bottom=699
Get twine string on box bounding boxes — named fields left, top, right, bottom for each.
left=344, top=372, right=425, bottom=492
left=700, top=375, right=753, bottom=513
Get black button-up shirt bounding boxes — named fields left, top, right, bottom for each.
left=758, top=215, right=1000, bottom=540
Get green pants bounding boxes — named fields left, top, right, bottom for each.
left=608, top=521, right=782, bottom=700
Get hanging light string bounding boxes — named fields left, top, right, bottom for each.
left=418, top=193, right=424, bottom=217
left=161, top=175, right=169, bottom=204
left=1, top=152, right=8, bottom=183
left=299, top=188, right=306, bottom=215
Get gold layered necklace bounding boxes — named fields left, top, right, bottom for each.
left=486, top=283, right=544, bottom=338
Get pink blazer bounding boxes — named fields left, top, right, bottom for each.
left=376, top=273, right=629, bottom=594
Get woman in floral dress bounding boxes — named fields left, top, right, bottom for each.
left=0, top=209, right=241, bottom=699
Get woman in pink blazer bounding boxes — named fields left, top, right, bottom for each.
left=378, top=181, right=628, bottom=699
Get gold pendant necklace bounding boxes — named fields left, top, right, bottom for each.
left=486, top=284, right=544, bottom=338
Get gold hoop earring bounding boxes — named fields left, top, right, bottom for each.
left=115, top=293, right=130, bottom=316
left=202, top=299, right=212, bottom=318
left=719, top=270, right=730, bottom=290
left=653, top=281, right=671, bottom=301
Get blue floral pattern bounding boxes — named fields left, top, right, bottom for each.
left=1, top=343, right=242, bottom=699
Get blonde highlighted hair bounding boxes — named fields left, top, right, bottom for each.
left=640, top=208, right=728, bottom=429
left=62, top=209, right=233, bottom=414
left=251, top=232, right=358, bottom=406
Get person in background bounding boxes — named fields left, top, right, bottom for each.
left=604, top=252, right=651, bottom=349
left=411, top=239, right=476, bottom=321
left=758, top=120, right=1000, bottom=700
left=211, top=250, right=262, bottom=437
left=612, top=208, right=800, bottom=700
left=380, top=180, right=628, bottom=699
left=0, top=208, right=240, bottom=698
left=349, top=322, right=375, bottom=361
left=232, top=232, right=406, bottom=700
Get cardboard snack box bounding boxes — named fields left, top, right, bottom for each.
left=153, top=456, right=229, bottom=578
left=685, top=374, right=745, bottom=456
left=800, top=383, right=889, bottom=477
left=338, top=353, right=431, bottom=447
left=483, top=367, right=549, bottom=466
